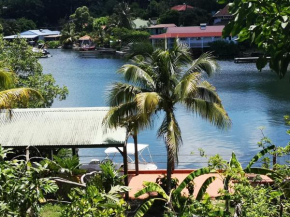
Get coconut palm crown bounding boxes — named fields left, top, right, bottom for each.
left=105, top=41, right=231, bottom=192
left=0, top=64, right=43, bottom=109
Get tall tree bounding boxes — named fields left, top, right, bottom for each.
left=106, top=41, right=231, bottom=193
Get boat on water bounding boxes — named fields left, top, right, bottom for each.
left=80, top=143, right=158, bottom=172
left=32, top=45, right=51, bottom=58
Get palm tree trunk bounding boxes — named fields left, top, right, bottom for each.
left=166, top=145, right=172, bottom=195
left=133, top=134, right=139, bottom=175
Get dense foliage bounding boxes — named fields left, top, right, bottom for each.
left=0, top=0, right=223, bottom=27
left=209, top=40, right=239, bottom=57
left=0, top=147, right=58, bottom=216
left=0, top=36, right=68, bottom=107
left=219, top=0, right=290, bottom=78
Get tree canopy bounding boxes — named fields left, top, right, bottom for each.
left=219, top=0, right=290, bottom=78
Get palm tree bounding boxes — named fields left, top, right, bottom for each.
left=106, top=41, right=231, bottom=193
left=0, top=65, right=42, bottom=108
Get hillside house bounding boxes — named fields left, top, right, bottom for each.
left=150, top=24, right=236, bottom=49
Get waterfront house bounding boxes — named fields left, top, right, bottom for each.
left=3, top=29, right=60, bottom=43
left=150, top=24, right=235, bottom=49
left=212, top=5, right=233, bottom=25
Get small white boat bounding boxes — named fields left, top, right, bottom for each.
left=105, top=143, right=158, bottom=170
left=80, top=143, right=157, bottom=171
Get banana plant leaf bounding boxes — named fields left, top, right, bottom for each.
left=173, top=167, right=214, bottom=196
left=245, top=145, right=275, bottom=170
left=196, top=176, right=216, bottom=200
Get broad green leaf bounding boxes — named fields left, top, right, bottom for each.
left=134, top=181, right=169, bottom=200
left=229, top=152, right=242, bottom=170
left=196, top=176, right=216, bottom=200
left=244, top=167, right=282, bottom=180
left=134, top=198, right=166, bottom=217
left=245, top=145, right=275, bottom=170
left=256, top=57, right=268, bottom=71
left=174, top=167, right=213, bottom=196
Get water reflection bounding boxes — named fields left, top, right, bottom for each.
left=40, top=51, right=290, bottom=169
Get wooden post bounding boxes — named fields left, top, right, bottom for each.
left=26, top=146, right=30, bottom=162
left=50, top=149, right=54, bottom=160
left=133, top=135, right=139, bottom=175
left=72, top=148, right=76, bottom=156
left=26, top=146, right=30, bottom=170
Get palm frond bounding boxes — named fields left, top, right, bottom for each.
left=118, top=64, right=155, bottom=90
left=103, top=101, right=138, bottom=128
left=0, top=88, right=43, bottom=109
left=103, top=103, right=152, bottom=134
left=186, top=52, right=219, bottom=77
left=0, top=68, right=14, bottom=90
left=106, top=82, right=141, bottom=107
left=184, top=98, right=231, bottom=129
left=135, top=92, right=161, bottom=119
left=157, top=112, right=182, bottom=163
left=196, top=81, right=222, bottom=104
left=174, top=72, right=200, bottom=101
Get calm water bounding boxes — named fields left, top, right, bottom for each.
left=40, top=49, right=290, bottom=169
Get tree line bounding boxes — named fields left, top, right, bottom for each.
left=0, top=0, right=223, bottom=28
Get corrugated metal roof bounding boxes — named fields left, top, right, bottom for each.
left=150, top=26, right=225, bottom=39
left=3, top=35, right=38, bottom=39
left=0, top=107, right=127, bottom=148
left=148, top=24, right=176, bottom=29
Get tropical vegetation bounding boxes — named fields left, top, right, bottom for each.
left=105, top=40, right=231, bottom=193
left=219, top=0, right=290, bottom=77
left=0, top=33, right=68, bottom=107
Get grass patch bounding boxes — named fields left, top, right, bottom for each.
left=40, top=203, right=65, bottom=217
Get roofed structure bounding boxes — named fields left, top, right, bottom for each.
left=148, top=24, right=177, bottom=29
left=171, top=4, right=194, bottom=11
left=150, top=25, right=224, bottom=39
left=0, top=107, right=127, bottom=148
left=3, top=29, right=61, bottom=40
left=213, top=5, right=232, bottom=18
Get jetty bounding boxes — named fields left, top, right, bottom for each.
left=234, top=56, right=271, bottom=63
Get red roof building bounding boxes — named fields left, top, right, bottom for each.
left=171, top=4, right=194, bottom=11
left=150, top=26, right=224, bottom=39
left=149, top=25, right=236, bottom=49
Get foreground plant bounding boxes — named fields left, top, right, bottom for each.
left=62, top=161, right=130, bottom=217
left=0, top=147, right=58, bottom=216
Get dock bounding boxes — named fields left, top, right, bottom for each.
left=234, top=56, right=271, bottom=63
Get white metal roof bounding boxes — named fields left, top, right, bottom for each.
left=3, top=35, right=38, bottom=39
left=0, top=107, right=127, bottom=148
left=105, top=143, right=149, bottom=155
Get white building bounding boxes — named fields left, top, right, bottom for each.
left=3, top=29, right=60, bottom=41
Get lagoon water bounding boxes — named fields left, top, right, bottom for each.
left=39, top=49, right=290, bottom=169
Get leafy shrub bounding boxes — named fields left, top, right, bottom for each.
left=46, top=41, right=60, bottom=49
left=209, top=40, right=239, bottom=57
left=62, top=161, right=129, bottom=216
left=0, top=147, right=58, bottom=216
